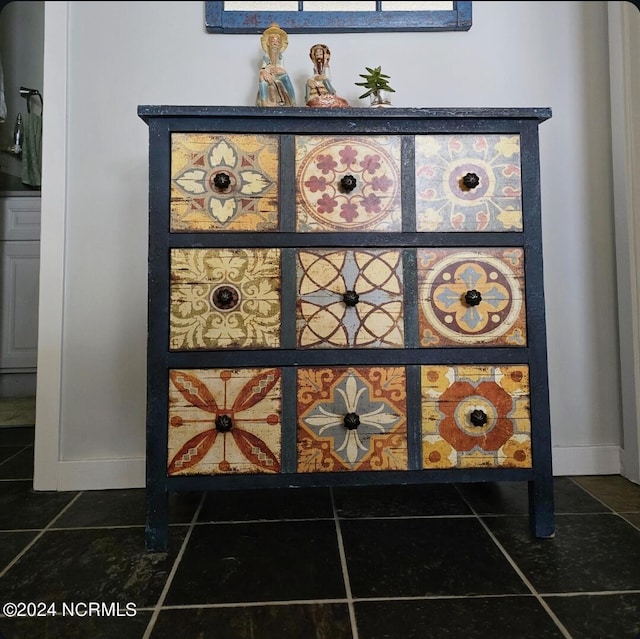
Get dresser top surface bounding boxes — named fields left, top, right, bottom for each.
left=137, top=105, right=552, bottom=124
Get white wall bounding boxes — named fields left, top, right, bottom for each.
left=35, top=1, right=622, bottom=489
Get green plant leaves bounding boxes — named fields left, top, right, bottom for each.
left=354, top=65, right=396, bottom=99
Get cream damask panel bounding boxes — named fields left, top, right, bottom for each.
left=170, top=248, right=281, bottom=350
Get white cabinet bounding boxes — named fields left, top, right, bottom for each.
left=0, top=197, right=41, bottom=370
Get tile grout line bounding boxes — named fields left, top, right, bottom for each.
left=0, top=445, right=30, bottom=469
left=567, top=476, right=640, bottom=520
left=0, top=490, right=85, bottom=579
left=453, top=486, right=574, bottom=639
left=566, top=477, right=618, bottom=513
left=330, top=487, right=360, bottom=639
left=142, top=492, right=207, bottom=639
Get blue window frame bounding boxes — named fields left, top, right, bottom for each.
left=205, top=1, right=472, bottom=34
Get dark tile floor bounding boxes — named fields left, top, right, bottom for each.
left=1, top=425, right=640, bottom=639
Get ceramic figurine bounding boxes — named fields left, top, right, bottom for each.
left=305, top=44, right=350, bottom=108
left=256, top=22, right=296, bottom=107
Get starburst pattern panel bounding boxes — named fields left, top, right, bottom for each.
left=296, top=136, right=401, bottom=232
left=297, top=366, right=408, bottom=472
left=296, top=249, right=404, bottom=349
left=168, top=368, right=282, bottom=476
left=417, top=247, right=526, bottom=347
left=170, top=248, right=281, bottom=350
left=421, top=365, right=531, bottom=469
left=415, top=134, right=522, bottom=232
left=171, top=133, right=279, bottom=231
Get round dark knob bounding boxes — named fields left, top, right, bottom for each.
left=343, top=290, right=360, bottom=307
left=462, top=172, right=480, bottom=189
left=343, top=412, right=360, bottom=430
left=340, top=175, right=357, bottom=192
left=464, top=289, right=482, bottom=306
left=213, top=172, right=231, bottom=190
left=215, top=415, right=233, bottom=432
left=212, top=286, right=239, bottom=310
left=469, top=409, right=487, bottom=427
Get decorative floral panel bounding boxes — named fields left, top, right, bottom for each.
left=415, top=134, right=522, bottom=232
left=168, top=368, right=282, bottom=476
left=297, top=366, right=408, bottom=472
left=295, top=135, right=401, bottom=232
left=170, top=248, right=281, bottom=350
left=296, top=249, right=404, bottom=349
left=417, top=247, right=526, bottom=347
left=421, top=364, right=531, bottom=469
left=170, top=133, right=279, bottom=232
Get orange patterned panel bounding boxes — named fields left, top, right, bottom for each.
left=296, top=249, right=404, bottom=349
left=171, top=133, right=279, bottom=232
left=415, top=134, right=522, bottom=232
left=170, top=248, right=281, bottom=350
left=296, top=136, right=401, bottom=232
left=297, top=366, right=408, bottom=472
left=168, top=368, right=282, bottom=476
left=421, top=365, right=531, bottom=469
left=417, top=247, right=526, bottom=347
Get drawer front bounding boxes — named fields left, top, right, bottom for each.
left=169, top=248, right=281, bottom=350
left=417, top=247, right=526, bottom=347
left=297, top=366, right=408, bottom=472
left=415, top=134, right=522, bottom=232
left=168, top=368, right=282, bottom=476
left=296, top=248, right=405, bottom=349
left=0, top=196, right=41, bottom=241
left=170, top=133, right=279, bottom=232
left=421, top=364, right=531, bottom=469
left=295, top=135, right=402, bottom=232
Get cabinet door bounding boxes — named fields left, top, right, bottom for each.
left=0, top=241, right=40, bottom=369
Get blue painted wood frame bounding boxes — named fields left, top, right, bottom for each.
left=205, top=1, right=472, bottom=33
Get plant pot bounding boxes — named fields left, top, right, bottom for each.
left=369, top=91, right=392, bottom=108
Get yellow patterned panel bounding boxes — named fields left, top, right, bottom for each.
left=415, top=134, right=522, bottom=232
left=296, top=136, right=401, bottom=232
left=296, top=249, right=405, bottom=348
left=171, top=133, right=279, bottom=232
left=170, top=248, right=281, bottom=350
left=168, top=368, right=281, bottom=476
left=417, top=247, right=526, bottom=347
left=421, top=364, right=531, bottom=469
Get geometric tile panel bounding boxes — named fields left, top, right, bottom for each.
left=168, top=368, right=282, bottom=475
left=415, top=134, right=522, bottom=232
left=296, top=135, right=402, bottom=232
left=297, top=366, right=408, bottom=472
left=170, top=248, right=281, bottom=350
left=421, top=364, right=531, bottom=469
left=417, top=247, right=526, bottom=347
left=296, top=249, right=404, bottom=348
left=170, top=133, right=279, bottom=232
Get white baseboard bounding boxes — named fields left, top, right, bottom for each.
left=552, top=445, right=622, bottom=476
left=32, top=446, right=622, bottom=491
left=56, top=458, right=145, bottom=491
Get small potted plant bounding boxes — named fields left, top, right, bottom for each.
left=355, top=65, right=395, bottom=107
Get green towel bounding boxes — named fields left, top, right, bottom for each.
left=21, top=112, right=42, bottom=188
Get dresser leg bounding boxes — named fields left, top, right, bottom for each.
left=146, top=489, right=169, bottom=552
left=528, top=478, right=555, bottom=538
